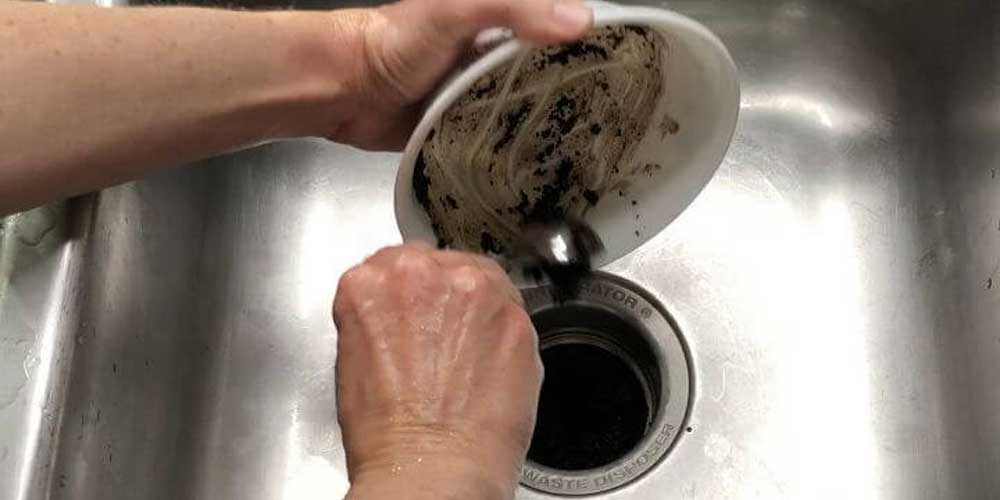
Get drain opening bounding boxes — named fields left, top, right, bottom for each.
left=528, top=303, right=661, bottom=470
left=519, top=273, right=690, bottom=496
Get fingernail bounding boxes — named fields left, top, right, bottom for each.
left=551, top=0, right=593, bottom=32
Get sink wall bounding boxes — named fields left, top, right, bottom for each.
left=1, top=1, right=997, bottom=499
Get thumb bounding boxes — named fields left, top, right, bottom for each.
left=411, top=0, right=593, bottom=46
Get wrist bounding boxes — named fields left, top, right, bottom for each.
left=346, top=456, right=514, bottom=500
left=260, top=10, right=370, bottom=139
left=344, top=426, right=523, bottom=500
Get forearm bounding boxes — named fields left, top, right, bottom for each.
left=0, top=2, right=365, bottom=214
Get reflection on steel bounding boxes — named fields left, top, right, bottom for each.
left=2, top=0, right=998, bottom=499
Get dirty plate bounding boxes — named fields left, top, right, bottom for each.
left=395, top=0, right=740, bottom=271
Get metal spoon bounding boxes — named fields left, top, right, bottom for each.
left=508, top=216, right=605, bottom=299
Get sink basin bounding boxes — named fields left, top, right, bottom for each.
left=2, top=0, right=998, bottom=499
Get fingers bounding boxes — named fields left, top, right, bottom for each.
left=425, top=0, right=593, bottom=46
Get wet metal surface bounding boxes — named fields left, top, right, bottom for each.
left=2, top=0, right=999, bottom=499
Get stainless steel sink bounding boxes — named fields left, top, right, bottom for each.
left=2, top=0, right=998, bottom=499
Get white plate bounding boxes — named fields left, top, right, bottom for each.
left=395, top=0, right=740, bottom=272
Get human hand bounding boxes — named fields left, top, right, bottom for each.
left=329, top=0, right=593, bottom=150
left=333, top=244, right=542, bottom=500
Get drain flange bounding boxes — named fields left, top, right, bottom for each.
left=519, top=273, right=691, bottom=496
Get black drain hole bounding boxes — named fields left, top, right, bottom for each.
left=526, top=303, right=661, bottom=471
left=529, top=343, right=650, bottom=470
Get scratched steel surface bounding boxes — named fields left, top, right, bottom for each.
left=1, top=0, right=998, bottom=499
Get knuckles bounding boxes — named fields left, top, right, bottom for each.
left=335, top=245, right=527, bottom=326
left=389, top=245, right=437, bottom=279
left=445, top=264, right=493, bottom=300
left=334, top=264, right=384, bottom=318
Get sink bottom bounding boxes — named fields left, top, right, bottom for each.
left=2, top=0, right=999, bottom=499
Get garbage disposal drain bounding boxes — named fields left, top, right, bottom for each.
left=519, top=273, right=691, bottom=496
left=528, top=309, right=658, bottom=471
